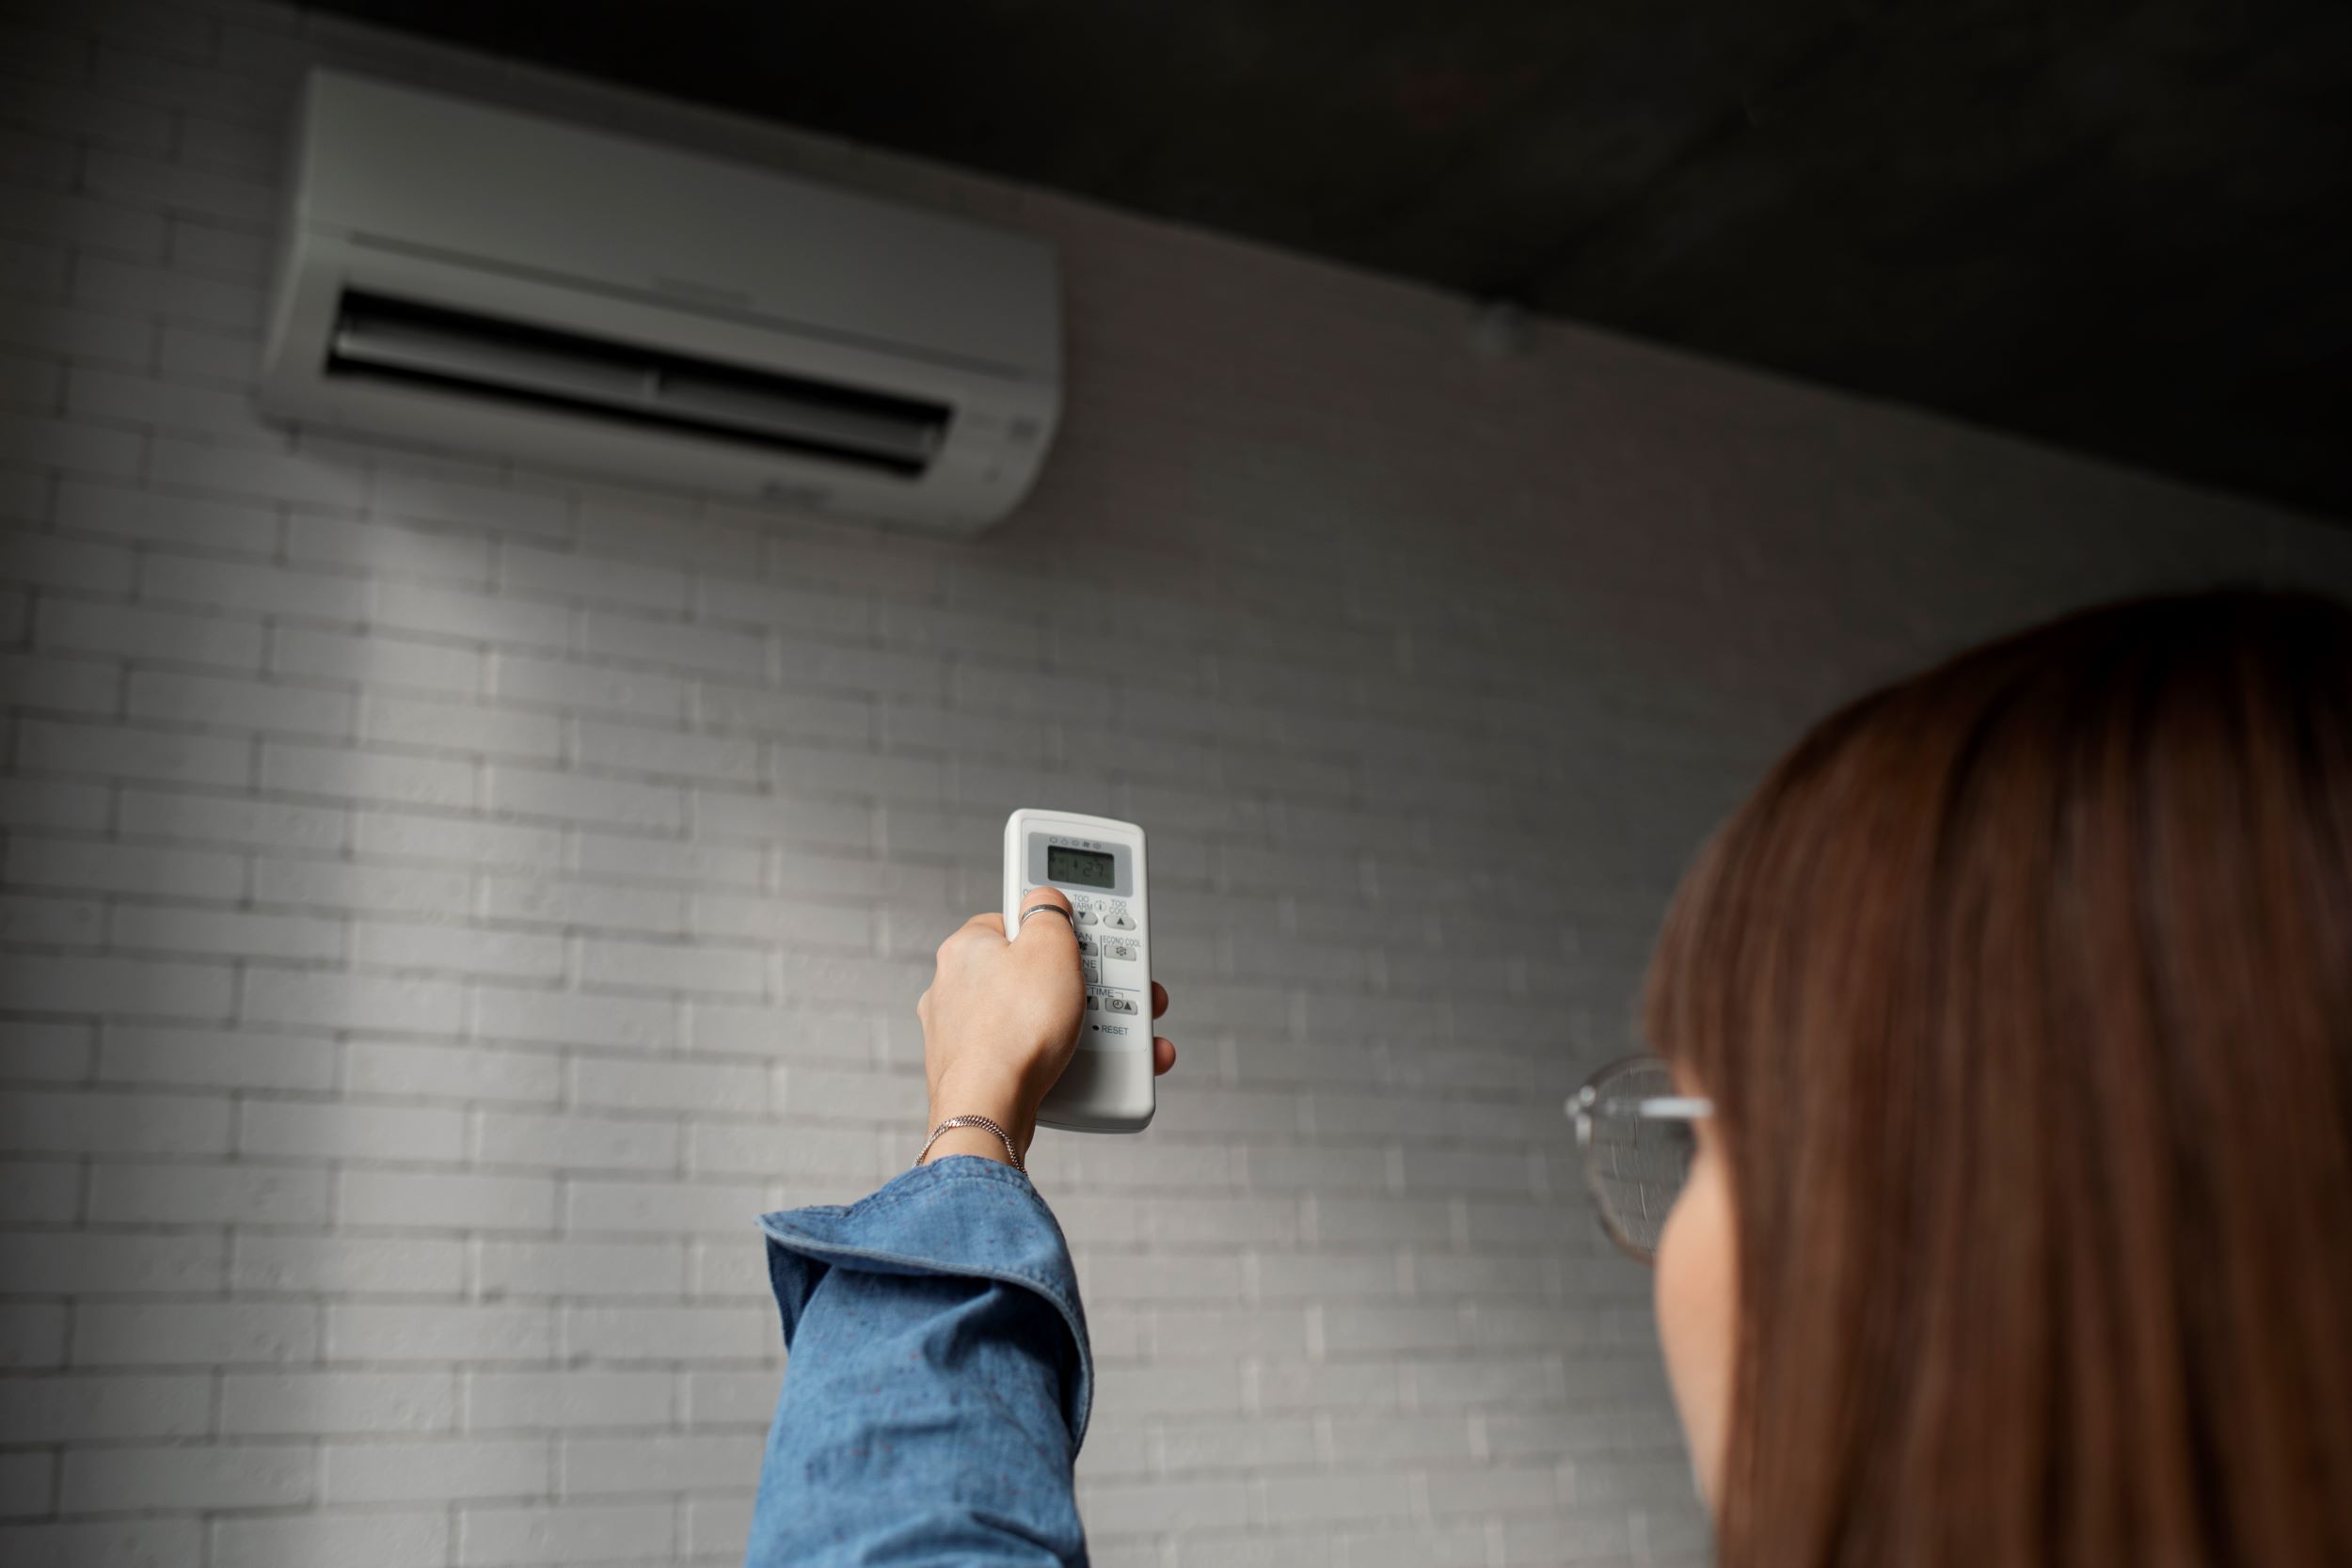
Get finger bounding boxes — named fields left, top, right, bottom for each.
left=1012, top=885, right=1076, bottom=945
left=1153, top=1036, right=1176, bottom=1075
left=1152, top=981, right=1169, bottom=1019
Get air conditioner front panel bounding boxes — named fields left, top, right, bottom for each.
left=295, top=71, right=1058, bottom=382
left=261, top=71, right=1063, bottom=535
left=260, top=219, right=1058, bottom=533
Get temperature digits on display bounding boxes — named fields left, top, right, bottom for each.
left=1047, top=845, right=1116, bottom=889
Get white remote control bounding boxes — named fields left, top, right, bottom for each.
left=1003, top=808, right=1154, bottom=1132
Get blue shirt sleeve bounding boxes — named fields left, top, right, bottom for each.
left=743, top=1155, right=1093, bottom=1568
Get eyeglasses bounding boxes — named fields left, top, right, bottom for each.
left=1567, top=1055, right=1712, bottom=1263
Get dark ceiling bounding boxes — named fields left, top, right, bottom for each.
left=302, top=0, right=2352, bottom=521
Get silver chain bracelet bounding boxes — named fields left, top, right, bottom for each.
left=916, top=1114, right=1025, bottom=1173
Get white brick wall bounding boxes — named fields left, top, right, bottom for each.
left=4, top=2, right=2350, bottom=1565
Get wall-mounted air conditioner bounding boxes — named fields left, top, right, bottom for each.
left=259, top=71, right=1062, bottom=534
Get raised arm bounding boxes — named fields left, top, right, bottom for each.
left=743, top=888, right=1176, bottom=1567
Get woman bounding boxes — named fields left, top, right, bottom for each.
left=743, top=590, right=2352, bottom=1567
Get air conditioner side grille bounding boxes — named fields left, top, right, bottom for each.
left=326, top=292, right=950, bottom=477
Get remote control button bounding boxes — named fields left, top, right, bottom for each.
left=1082, top=959, right=1103, bottom=982
left=1106, top=911, right=1135, bottom=930
left=1074, top=909, right=1099, bottom=926
left=1086, top=995, right=1099, bottom=1011
left=1076, top=934, right=1097, bottom=955
left=1106, top=995, right=1138, bottom=1014
left=1107, top=941, right=1137, bottom=962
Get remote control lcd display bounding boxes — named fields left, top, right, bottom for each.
left=1047, top=845, right=1116, bottom=889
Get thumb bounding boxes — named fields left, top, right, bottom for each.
left=1011, top=885, right=1076, bottom=946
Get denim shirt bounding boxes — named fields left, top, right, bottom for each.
left=745, top=1156, right=1093, bottom=1567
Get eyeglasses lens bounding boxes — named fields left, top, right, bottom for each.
left=1583, top=1062, right=1696, bottom=1259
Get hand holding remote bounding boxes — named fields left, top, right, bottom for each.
left=917, top=886, right=1175, bottom=1166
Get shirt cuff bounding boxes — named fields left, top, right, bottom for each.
left=755, top=1154, right=1094, bottom=1448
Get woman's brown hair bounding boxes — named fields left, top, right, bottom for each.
left=1645, top=590, right=2352, bottom=1568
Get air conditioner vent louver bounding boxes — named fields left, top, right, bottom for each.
left=328, top=293, right=949, bottom=476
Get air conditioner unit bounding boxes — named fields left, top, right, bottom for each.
left=259, top=71, right=1061, bottom=534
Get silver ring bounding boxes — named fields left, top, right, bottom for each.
left=1018, top=904, right=1073, bottom=928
